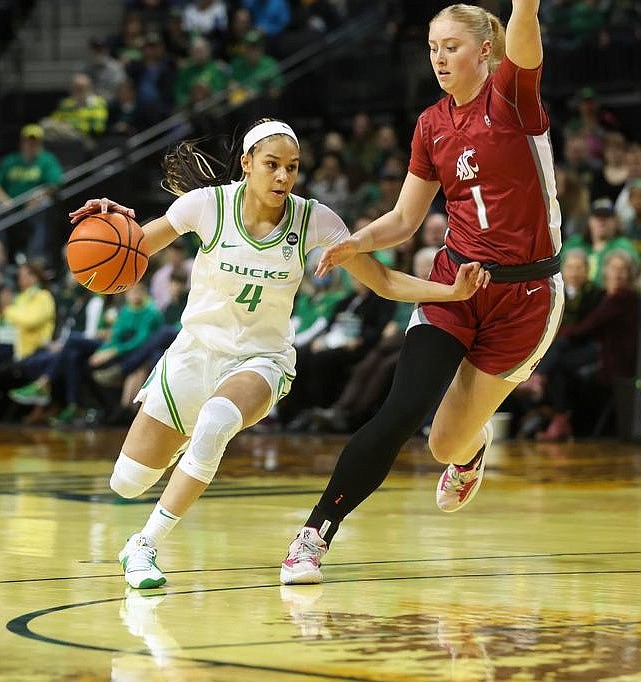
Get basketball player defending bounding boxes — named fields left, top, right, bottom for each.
left=281, top=0, right=565, bottom=585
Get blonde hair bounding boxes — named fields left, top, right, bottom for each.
left=431, top=4, right=506, bottom=73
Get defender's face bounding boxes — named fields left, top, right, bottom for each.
left=243, top=136, right=299, bottom=207
left=428, top=18, right=490, bottom=97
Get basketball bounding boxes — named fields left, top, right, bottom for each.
left=66, top=213, right=149, bottom=294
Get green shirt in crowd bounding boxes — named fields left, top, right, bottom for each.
left=0, top=150, right=63, bottom=198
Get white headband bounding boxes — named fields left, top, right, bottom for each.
left=242, top=121, right=299, bottom=155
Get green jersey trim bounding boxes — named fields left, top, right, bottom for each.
left=298, top=199, right=313, bottom=267
left=201, top=185, right=224, bottom=253
left=233, top=183, right=294, bottom=250
left=161, top=354, right=186, bottom=434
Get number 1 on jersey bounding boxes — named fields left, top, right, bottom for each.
left=471, top=185, right=490, bottom=230
left=236, top=283, right=263, bottom=312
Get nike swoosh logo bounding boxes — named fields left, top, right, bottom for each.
left=433, top=135, right=445, bottom=145
left=526, top=286, right=543, bottom=295
left=221, top=242, right=240, bottom=248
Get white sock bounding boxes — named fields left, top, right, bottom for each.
left=140, top=502, right=181, bottom=546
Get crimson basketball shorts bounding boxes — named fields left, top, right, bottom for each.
left=407, top=248, right=565, bottom=383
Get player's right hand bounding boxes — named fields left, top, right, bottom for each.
left=69, top=197, right=136, bottom=224
left=315, top=237, right=360, bottom=277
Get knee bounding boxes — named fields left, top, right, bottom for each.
left=428, top=427, right=462, bottom=464
left=177, top=397, right=243, bottom=485
left=110, top=451, right=165, bottom=498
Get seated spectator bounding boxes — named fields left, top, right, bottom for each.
left=228, top=30, right=283, bottom=108
left=41, top=73, right=109, bottom=147
left=107, top=78, right=149, bottom=136
left=342, top=112, right=378, bottom=176
left=181, top=0, right=228, bottom=44
left=241, top=0, right=291, bottom=38
left=125, top=0, right=170, bottom=33
left=308, top=248, right=437, bottom=433
left=307, top=151, right=349, bottom=216
left=562, top=197, right=639, bottom=286
left=421, top=212, right=448, bottom=248
left=615, top=143, right=641, bottom=226
left=173, top=36, right=229, bottom=107
left=126, top=32, right=176, bottom=123
left=561, top=132, right=602, bottom=191
left=555, top=164, right=590, bottom=239
left=149, top=236, right=193, bottom=310
left=109, top=11, right=146, bottom=66
left=95, top=271, right=189, bottom=424
left=516, top=248, right=604, bottom=438
left=0, top=125, right=63, bottom=265
left=281, top=275, right=396, bottom=430
left=8, top=282, right=162, bottom=425
left=83, top=37, right=127, bottom=101
left=162, top=7, right=191, bottom=61
left=590, top=131, right=629, bottom=204
left=219, top=7, right=253, bottom=62
left=0, top=262, right=55, bottom=365
left=623, top=179, right=641, bottom=243
left=540, top=249, right=640, bottom=440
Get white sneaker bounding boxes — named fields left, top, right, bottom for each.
left=118, top=533, right=167, bottom=589
left=280, top=527, right=327, bottom=585
left=436, top=421, right=493, bottom=513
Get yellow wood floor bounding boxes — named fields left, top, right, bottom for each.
left=1, top=427, right=640, bottom=681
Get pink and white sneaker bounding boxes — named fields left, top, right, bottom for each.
left=436, top=421, right=493, bottom=513
left=280, top=527, right=327, bottom=585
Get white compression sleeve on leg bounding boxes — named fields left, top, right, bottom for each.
left=110, top=452, right=166, bottom=498
left=178, top=396, right=243, bottom=484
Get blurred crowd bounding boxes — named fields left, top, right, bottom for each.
left=0, top=0, right=639, bottom=439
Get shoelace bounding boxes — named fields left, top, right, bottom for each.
left=127, top=543, right=157, bottom=572
left=293, top=537, right=323, bottom=563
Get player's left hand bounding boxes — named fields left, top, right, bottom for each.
left=69, top=197, right=136, bottom=224
left=451, top=262, right=490, bottom=300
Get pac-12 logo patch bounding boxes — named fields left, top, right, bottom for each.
left=282, top=245, right=293, bottom=260
left=286, top=232, right=298, bottom=245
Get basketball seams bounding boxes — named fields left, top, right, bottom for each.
left=66, top=213, right=149, bottom=294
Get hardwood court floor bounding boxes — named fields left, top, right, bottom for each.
left=1, top=426, right=640, bottom=681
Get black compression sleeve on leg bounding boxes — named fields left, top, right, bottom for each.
left=306, top=324, right=466, bottom=544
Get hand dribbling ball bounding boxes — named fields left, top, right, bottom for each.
left=66, top=213, right=149, bottom=294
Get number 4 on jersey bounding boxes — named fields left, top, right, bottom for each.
left=236, top=283, right=263, bottom=312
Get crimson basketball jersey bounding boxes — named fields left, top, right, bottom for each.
left=409, top=57, right=561, bottom=265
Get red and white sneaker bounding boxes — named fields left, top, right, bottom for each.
left=280, top=527, right=327, bottom=585
left=436, top=421, right=493, bottom=513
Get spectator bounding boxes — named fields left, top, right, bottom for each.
left=542, top=249, right=640, bottom=439
left=127, top=32, right=176, bottom=122
left=182, top=0, right=228, bottom=41
left=372, top=124, right=403, bottom=176
left=83, top=37, right=127, bottom=101
left=590, top=131, right=629, bottom=205
left=219, top=7, right=253, bottom=62
left=563, top=197, right=639, bottom=285
left=554, top=164, right=590, bottom=239
left=307, top=151, right=349, bottom=216
left=342, top=112, right=378, bottom=175
left=622, top=179, right=641, bottom=243
left=8, top=282, right=163, bottom=425
left=0, top=125, right=63, bottom=265
left=149, top=237, right=194, bottom=311
left=162, top=7, right=191, bottom=61
left=0, top=262, right=55, bottom=363
left=241, top=0, right=291, bottom=38
left=421, top=212, right=448, bottom=248
left=561, top=131, right=601, bottom=191
left=173, top=36, right=229, bottom=106
left=107, top=78, right=149, bottom=135
left=229, top=30, right=283, bottom=107
left=568, top=0, right=607, bottom=47
left=614, top=143, right=641, bottom=226
left=41, top=73, right=109, bottom=147
left=110, top=11, right=146, bottom=66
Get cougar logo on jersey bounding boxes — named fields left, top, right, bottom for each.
left=455, top=148, right=479, bottom=181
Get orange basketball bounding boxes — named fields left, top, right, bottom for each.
left=66, top=213, right=149, bottom=294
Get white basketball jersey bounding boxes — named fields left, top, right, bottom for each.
left=166, top=182, right=349, bottom=369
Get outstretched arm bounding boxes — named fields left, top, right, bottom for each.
left=343, top=253, right=489, bottom=304
left=506, top=0, right=542, bottom=69
left=316, top=174, right=440, bottom=277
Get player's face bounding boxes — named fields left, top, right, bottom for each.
left=242, top=136, right=299, bottom=207
left=428, top=18, right=491, bottom=101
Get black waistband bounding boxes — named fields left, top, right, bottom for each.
left=445, top=247, right=561, bottom=284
